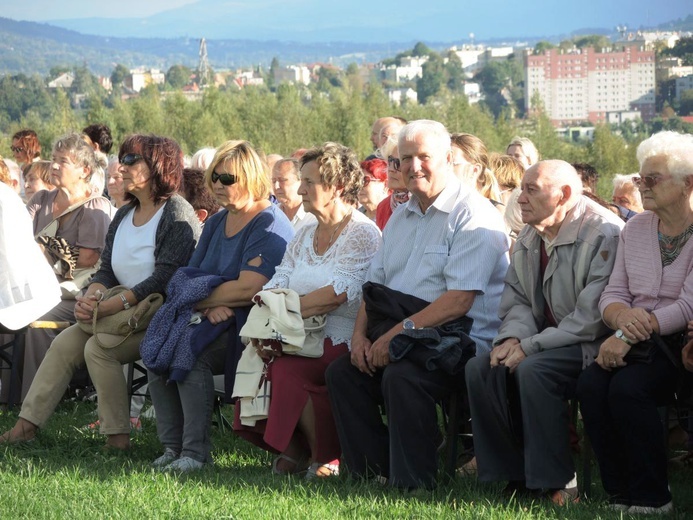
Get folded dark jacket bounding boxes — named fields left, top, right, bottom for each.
left=362, top=281, right=429, bottom=342
left=389, top=318, right=475, bottom=374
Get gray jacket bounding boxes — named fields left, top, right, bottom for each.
left=91, top=194, right=201, bottom=301
left=495, top=196, right=624, bottom=368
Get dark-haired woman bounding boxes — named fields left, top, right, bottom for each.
left=0, top=134, right=200, bottom=450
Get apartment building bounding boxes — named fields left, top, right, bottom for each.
left=525, top=44, right=655, bottom=125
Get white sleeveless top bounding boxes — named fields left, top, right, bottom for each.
left=111, top=203, right=166, bottom=288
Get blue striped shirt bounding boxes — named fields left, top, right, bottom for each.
left=367, top=177, right=510, bottom=352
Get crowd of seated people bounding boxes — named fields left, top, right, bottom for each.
left=0, top=121, right=692, bottom=517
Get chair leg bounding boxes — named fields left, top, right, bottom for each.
left=7, top=329, right=27, bottom=410
left=443, top=390, right=460, bottom=483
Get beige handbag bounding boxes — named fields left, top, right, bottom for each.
left=77, top=285, right=163, bottom=348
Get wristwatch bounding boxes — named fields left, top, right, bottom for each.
left=614, top=329, right=633, bottom=345
left=403, top=318, right=416, bottom=330
left=120, top=293, right=131, bottom=310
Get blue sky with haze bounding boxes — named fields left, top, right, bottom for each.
left=5, top=0, right=692, bottom=42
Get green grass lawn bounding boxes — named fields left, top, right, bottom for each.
left=0, top=398, right=690, bottom=519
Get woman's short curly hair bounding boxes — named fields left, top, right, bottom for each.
left=299, top=142, right=363, bottom=205
left=119, top=134, right=183, bottom=205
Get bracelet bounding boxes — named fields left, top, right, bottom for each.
left=120, top=293, right=131, bottom=310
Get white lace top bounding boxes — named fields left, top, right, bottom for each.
left=265, top=210, right=382, bottom=348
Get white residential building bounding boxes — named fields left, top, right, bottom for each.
left=273, top=65, right=311, bottom=86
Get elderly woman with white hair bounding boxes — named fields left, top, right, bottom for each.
left=577, top=131, right=693, bottom=514
left=612, top=173, right=644, bottom=218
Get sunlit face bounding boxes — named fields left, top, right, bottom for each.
left=638, top=155, right=683, bottom=214
left=271, top=162, right=301, bottom=207
left=358, top=172, right=388, bottom=211
left=386, top=146, right=406, bottom=191
left=507, top=144, right=531, bottom=169
left=612, top=185, right=642, bottom=213
left=370, top=121, right=384, bottom=149
left=50, top=151, right=89, bottom=190
left=211, top=160, right=252, bottom=213
left=118, top=152, right=152, bottom=198
left=399, top=133, right=451, bottom=205
left=451, top=146, right=480, bottom=189
left=107, top=162, right=125, bottom=205
left=11, top=138, right=29, bottom=164
left=24, top=170, right=52, bottom=200
left=517, top=166, right=563, bottom=229
left=298, top=160, right=338, bottom=215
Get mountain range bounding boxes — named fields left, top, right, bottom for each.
left=0, top=7, right=690, bottom=77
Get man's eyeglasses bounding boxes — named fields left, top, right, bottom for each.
left=632, top=175, right=663, bottom=189
left=120, top=153, right=144, bottom=166
left=211, top=171, right=238, bottom=186
left=10, top=146, right=24, bottom=153
left=387, top=156, right=400, bottom=171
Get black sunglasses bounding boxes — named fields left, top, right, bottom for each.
left=387, top=156, right=400, bottom=172
left=10, top=146, right=25, bottom=153
left=120, top=153, right=144, bottom=166
left=211, top=171, right=238, bottom=186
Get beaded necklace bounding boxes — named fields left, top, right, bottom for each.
left=659, top=222, right=693, bottom=267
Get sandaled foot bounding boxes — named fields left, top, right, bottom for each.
left=0, top=419, right=37, bottom=444
left=305, top=461, right=340, bottom=480
left=456, top=456, right=477, bottom=477
left=272, top=453, right=309, bottom=475
left=670, top=450, right=693, bottom=468
left=105, top=434, right=130, bottom=451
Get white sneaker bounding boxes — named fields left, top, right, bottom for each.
left=152, top=448, right=179, bottom=468
left=163, top=456, right=205, bottom=473
left=628, top=501, right=673, bottom=515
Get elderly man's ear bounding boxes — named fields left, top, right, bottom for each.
left=558, top=184, right=572, bottom=205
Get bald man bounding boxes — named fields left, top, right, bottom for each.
left=465, top=160, right=624, bottom=504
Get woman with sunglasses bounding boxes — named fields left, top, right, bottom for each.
left=1, top=134, right=113, bottom=405
left=357, top=158, right=389, bottom=222
left=0, top=134, right=200, bottom=450
left=577, top=131, right=693, bottom=514
left=233, top=142, right=381, bottom=479
left=11, top=129, right=41, bottom=167
left=375, top=137, right=409, bottom=231
left=145, top=140, right=294, bottom=472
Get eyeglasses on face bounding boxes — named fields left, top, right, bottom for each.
left=10, top=146, right=25, bottom=153
left=362, top=175, right=383, bottom=187
left=632, top=175, right=663, bottom=189
left=387, top=156, right=400, bottom=171
left=211, top=171, right=238, bottom=186
left=119, top=153, right=144, bottom=166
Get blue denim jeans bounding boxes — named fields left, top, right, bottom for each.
left=148, top=332, right=228, bottom=463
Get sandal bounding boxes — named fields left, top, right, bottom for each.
left=670, top=450, right=693, bottom=468
left=0, top=419, right=37, bottom=444
left=305, top=461, right=340, bottom=480
left=271, top=453, right=309, bottom=475
left=456, top=456, right=477, bottom=477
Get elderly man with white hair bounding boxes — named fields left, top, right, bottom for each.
left=327, top=119, right=510, bottom=490
left=466, top=160, right=624, bottom=505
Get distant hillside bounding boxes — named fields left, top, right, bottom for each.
left=0, top=17, right=415, bottom=76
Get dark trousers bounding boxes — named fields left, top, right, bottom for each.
left=325, top=353, right=458, bottom=489
left=576, top=350, right=675, bottom=507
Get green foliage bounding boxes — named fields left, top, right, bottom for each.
left=417, top=54, right=446, bottom=104
left=110, top=64, right=129, bottom=88
left=661, top=36, right=693, bottom=66
left=533, top=41, right=556, bottom=54
left=680, top=90, right=693, bottom=116
left=165, top=65, right=193, bottom=90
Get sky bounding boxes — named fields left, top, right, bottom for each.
left=4, top=0, right=692, bottom=43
